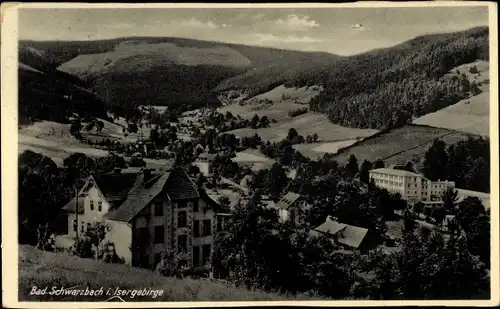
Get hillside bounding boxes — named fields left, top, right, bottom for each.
left=20, top=37, right=343, bottom=116
left=413, top=60, right=490, bottom=136
left=18, top=47, right=108, bottom=125
left=18, top=245, right=315, bottom=301
left=19, top=27, right=489, bottom=131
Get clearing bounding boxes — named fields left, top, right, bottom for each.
left=231, top=149, right=275, bottom=172
left=220, top=84, right=377, bottom=143
left=18, top=245, right=312, bottom=301
left=413, top=60, right=490, bottom=136
left=332, top=125, right=474, bottom=165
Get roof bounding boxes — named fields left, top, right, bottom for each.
left=92, top=172, right=139, bottom=202
left=369, top=168, right=421, bottom=178
left=275, top=192, right=302, bottom=210
left=65, top=167, right=199, bottom=222
left=312, top=217, right=369, bottom=249
left=62, top=196, right=85, bottom=214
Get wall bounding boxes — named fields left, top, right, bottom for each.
left=192, top=197, right=216, bottom=267
left=104, top=220, right=133, bottom=265
left=66, top=185, right=110, bottom=238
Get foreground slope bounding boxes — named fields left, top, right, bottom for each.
left=19, top=245, right=315, bottom=301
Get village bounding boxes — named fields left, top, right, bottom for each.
left=28, top=104, right=488, bottom=280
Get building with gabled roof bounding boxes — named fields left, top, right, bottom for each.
left=61, top=166, right=228, bottom=270
left=310, top=216, right=371, bottom=251
left=268, top=192, right=311, bottom=224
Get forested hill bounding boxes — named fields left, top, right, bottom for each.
left=296, top=27, right=489, bottom=130
left=18, top=27, right=488, bottom=130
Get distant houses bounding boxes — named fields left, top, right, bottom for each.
left=268, top=192, right=312, bottom=224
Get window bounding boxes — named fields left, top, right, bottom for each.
left=203, top=220, right=212, bottom=236
left=154, top=202, right=163, bottom=216
left=97, top=201, right=102, bottom=212
left=193, top=200, right=199, bottom=212
left=90, top=200, right=94, bottom=211
left=177, top=235, right=188, bottom=253
left=154, top=225, right=164, bottom=244
left=193, top=220, right=200, bottom=237
left=193, top=246, right=200, bottom=267
left=87, top=222, right=91, bottom=231
left=202, top=244, right=211, bottom=266
left=177, top=211, right=187, bottom=228
left=80, top=221, right=85, bottom=233
left=73, top=220, right=77, bottom=232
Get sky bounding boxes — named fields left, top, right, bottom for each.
left=18, top=6, right=490, bottom=56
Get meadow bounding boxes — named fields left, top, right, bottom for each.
left=18, top=245, right=318, bottom=301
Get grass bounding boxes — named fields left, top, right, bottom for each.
left=332, top=125, right=474, bottom=165
left=220, top=85, right=377, bottom=142
left=18, top=120, right=170, bottom=169
left=19, top=245, right=317, bottom=301
left=292, top=139, right=361, bottom=160
left=413, top=60, right=490, bottom=137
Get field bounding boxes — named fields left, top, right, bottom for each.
left=292, top=139, right=360, bottom=160
left=332, top=125, right=474, bottom=165
left=413, top=60, right=490, bottom=136
left=231, top=149, right=275, bottom=172
left=220, top=85, right=377, bottom=142
left=18, top=120, right=170, bottom=169
left=18, top=245, right=315, bottom=301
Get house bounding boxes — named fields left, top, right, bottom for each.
left=194, top=152, right=215, bottom=177
left=61, top=165, right=229, bottom=270
left=369, top=168, right=455, bottom=204
left=268, top=192, right=311, bottom=224
left=310, top=216, right=370, bottom=251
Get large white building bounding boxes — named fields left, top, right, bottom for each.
left=368, top=168, right=455, bottom=204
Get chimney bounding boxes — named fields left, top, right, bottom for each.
left=114, top=168, right=122, bottom=174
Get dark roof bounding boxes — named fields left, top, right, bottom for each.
left=164, top=169, right=200, bottom=200
left=92, top=172, right=140, bottom=202
left=62, top=196, right=85, bottom=214
left=104, top=172, right=171, bottom=222
left=275, top=192, right=302, bottom=210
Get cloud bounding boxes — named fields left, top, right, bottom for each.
left=104, top=23, right=134, bottom=29
left=254, top=33, right=323, bottom=43
left=179, top=18, right=219, bottom=29
left=273, top=14, right=319, bottom=31
left=351, top=23, right=367, bottom=31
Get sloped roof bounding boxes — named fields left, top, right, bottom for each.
left=369, top=168, right=421, bottom=178
left=275, top=192, right=302, bottom=210
left=164, top=169, right=200, bottom=200
left=338, top=225, right=369, bottom=249
left=62, top=196, right=85, bottom=214
left=92, top=172, right=139, bottom=202
left=312, top=217, right=369, bottom=249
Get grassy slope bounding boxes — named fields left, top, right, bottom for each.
left=220, top=84, right=377, bottom=142
left=332, top=125, right=474, bottom=165
left=19, top=245, right=315, bottom=301
left=412, top=60, right=490, bottom=136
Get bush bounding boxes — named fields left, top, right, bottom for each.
left=288, top=107, right=308, bottom=118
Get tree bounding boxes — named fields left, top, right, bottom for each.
left=259, top=116, right=270, bottom=128
left=70, top=120, right=82, bottom=137
left=85, top=121, right=95, bottom=133
left=413, top=202, right=425, bottom=216
left=287, top=128, right=299, bottom=142
left=373, top=159, right=385, bottom=169
left=441, top=187, right=459, bottom=213
left=423, top=139, right=448, bottom=181
left=345, top=154, right=359, bottom=177
left=250, top=114, right=260, bottom=129
left=127, top=122, right=139, bottom=134
left=359, top=160, right=373, bottom=183
left=432, top=206, right=446, bottom=228
left=265, top=163, right=289, bottom=199
left=312, top=133, right=319, bottom=142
